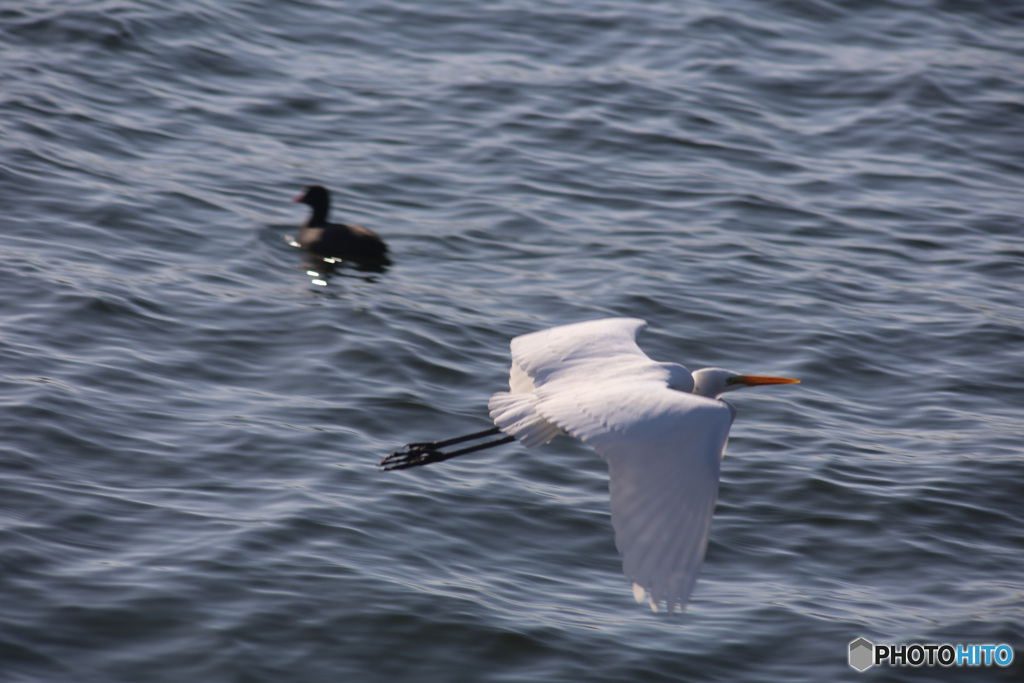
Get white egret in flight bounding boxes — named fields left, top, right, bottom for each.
left=381, top=318, right=800, bottom=613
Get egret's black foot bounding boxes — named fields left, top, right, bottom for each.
left=380, top=443, right=447, bottom=471
left=380, top=430, right=516, bottom=471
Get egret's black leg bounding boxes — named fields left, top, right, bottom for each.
left=402, top=426, right=502, bottom=452
left=381, top=428, right=514, bottom=471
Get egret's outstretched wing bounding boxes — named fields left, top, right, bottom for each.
left=536, top=382, right=733, bottom=613
left=492, top=317, right=695, bottom=446
left=508, top=318, right=650, bottom=388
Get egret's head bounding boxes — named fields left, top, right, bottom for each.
left=692, top=367, right=800, bottom=399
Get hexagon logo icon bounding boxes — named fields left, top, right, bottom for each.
left=849, top=637, right=874, bottom=671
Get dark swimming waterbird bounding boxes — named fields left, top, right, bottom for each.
left=292, top=185, right=389, bottom=263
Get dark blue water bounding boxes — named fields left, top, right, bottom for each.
left=2, top=1, right=1022, bottom=681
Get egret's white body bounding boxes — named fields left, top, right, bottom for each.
left=384, top=317, right=799, bottom=613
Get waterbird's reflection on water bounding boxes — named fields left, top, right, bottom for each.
left=299, top=251, right=390, bottom=287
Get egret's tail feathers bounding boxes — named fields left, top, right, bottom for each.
left=488, top=392, right=562, bottom=448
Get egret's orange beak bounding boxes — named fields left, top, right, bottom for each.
left=736, top=375, right=801, bottom=386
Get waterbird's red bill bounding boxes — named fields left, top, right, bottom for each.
left=736, top=375, right=801, bottom=386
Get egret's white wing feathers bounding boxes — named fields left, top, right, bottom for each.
left=488, top=391, right=563, bottom=448
left=491, top=318, right=691, bottom=449
left=532, top=382, right=732, bottom=612
left=509, top=318, right=652, bottom=387
left=507, top=360, right=536, bottom=394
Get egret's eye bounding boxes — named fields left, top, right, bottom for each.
left=725, top=376, right=739, bottom=385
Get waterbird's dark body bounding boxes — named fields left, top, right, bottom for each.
left=293, top=185, right=389, bottom=263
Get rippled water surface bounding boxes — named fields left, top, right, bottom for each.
left=2, top=1, right=1023, bottom=681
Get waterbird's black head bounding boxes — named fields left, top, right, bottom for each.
left=293, top=184, right=330, bottom=210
